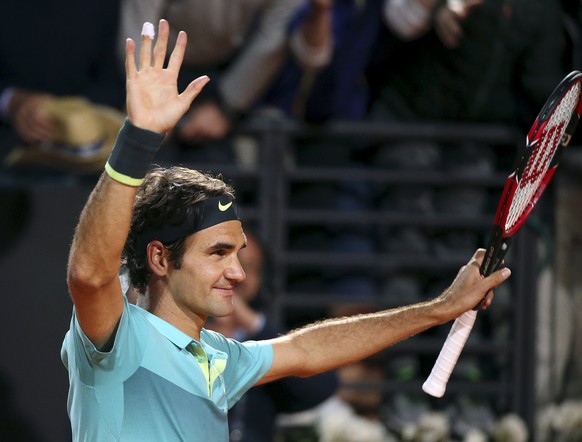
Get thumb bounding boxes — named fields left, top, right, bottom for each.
left=181, top=75, right=210, bottom=106
left=483, top=267, right=512, bottom=289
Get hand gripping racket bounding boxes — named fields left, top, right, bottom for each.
left=422, top=70, right=582, bottom=398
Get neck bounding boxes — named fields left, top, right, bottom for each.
left=144, top=286, right=205, bottom=341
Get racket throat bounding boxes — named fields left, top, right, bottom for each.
left=481, top=226, right=510, bottom=276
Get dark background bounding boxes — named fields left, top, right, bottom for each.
left=0, top=184, right=94, bottom=441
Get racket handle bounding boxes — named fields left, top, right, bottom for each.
left=422, top=309, right=478, bottom=398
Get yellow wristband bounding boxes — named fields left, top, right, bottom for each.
left=105, top=162, right=145, bottom=187
left=105, top=119, right=165, bottom=186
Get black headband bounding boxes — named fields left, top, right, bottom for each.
left=136, top=195, right=240, bottom=253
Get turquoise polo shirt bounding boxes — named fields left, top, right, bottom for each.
left=61, top=296, right=273, bottom=441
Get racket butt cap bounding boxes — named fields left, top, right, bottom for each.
left=422, top=379, right=446, bottom=398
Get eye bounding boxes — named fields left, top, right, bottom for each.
left=208, top=243, right=236, bottom=257
left=213, top=249, right=227, bottom=257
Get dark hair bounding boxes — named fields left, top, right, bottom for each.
left=123, top=166, right=235, bottom=293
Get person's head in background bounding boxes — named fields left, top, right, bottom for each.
left=233, top=229, right=264, bottom=304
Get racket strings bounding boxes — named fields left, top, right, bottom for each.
left=505, top=83, right=581, bottom=230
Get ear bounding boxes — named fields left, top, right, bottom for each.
left=146, top=240, right=170, bottom=276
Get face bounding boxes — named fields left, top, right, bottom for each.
left=164, top=220, right=247, bottom=321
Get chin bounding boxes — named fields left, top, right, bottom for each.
left=214, top=304, right=235, bottom=318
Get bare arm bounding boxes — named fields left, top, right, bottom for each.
left=67, top=176, right=137, bottom=348
left=67, top=20, right=209, bottom=348
left=260, top=249, right=511, bottom=382
left=219, top=0, right=304, bottom=112
left=290, top=0, right=334, bottom=68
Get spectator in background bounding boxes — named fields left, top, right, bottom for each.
left=373, top=0, right=567, bottom=263
left=0, top=0, right=125, bottom=174
left=258, top=0, right=386, bottom=300
left=376, top=0, right=565, bottom=127
left=369, top=0, right=566, bottom=272
left=0, top=0, right=126, bottom=292
left=382, top=0, right=440, bottom=42
left=374, top=0, right=567, bottom=431
left=260, top=0, right=384, bottom=122
left=206, top=231, right=339, bottom=442
left=119, top=0, right=333, bottom=149
left=536, top=0, right=582, bottom=412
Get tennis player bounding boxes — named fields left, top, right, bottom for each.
left=61, top=19, right=511, bottom=441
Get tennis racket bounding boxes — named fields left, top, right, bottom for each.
left=422, top=70, right=582, bottom=398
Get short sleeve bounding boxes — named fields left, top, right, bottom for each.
left=61, top=296, right=148, bottom=386
left=201, top=329, right=273, bottom=409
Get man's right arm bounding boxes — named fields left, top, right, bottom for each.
left=67, top=173, right=139, bottom=349
left=67, top=20, right=209, bottom=348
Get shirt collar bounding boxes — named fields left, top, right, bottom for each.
left=134, top=304, right=197, bottom=350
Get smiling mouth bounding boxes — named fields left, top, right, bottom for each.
left=215, top=287, right=234, bottom=295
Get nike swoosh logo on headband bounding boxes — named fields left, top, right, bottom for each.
left=218, top=201, right=233, bottom=211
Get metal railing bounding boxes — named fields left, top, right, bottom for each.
left=0, top=115, right=539, bottom=434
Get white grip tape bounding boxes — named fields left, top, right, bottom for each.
left=422, top=309, right=478, bottom=397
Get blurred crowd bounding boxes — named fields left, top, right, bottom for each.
left=0, top=0, right=573, bottom=171
left=1, top=0, right=582, bottom=441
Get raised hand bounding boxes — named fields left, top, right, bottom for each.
left=124, top=19, right=209, bottom=134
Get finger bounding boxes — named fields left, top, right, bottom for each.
left=480, top=290, right=494, bottom=310
left=472, top=248, right=486, bottom=262
left=180, top=75, right=210, bottom=106
left=31, top=114, right=55, bottom=136
left=125, top=38, right=137, bottom=78
left=167, top=31, right=188, bottom=73
left=445, top=31, right=462, bottom=49
left=30, top=126, right=53, bottom=142
left=481, top=267, right=511, bottom=294
left=463, top=249, right=485, bottom=275
left=19, top=118, right=52, bottom=143
left=447, top=19, right=463, bottom=41
left=153, top=19, right=169, bottom=69
left=436, top=19, right=460, bottom=49
left=139, top=22, right=155, bottom=70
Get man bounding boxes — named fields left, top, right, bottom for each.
left=61, top=20, right=511, bottom=441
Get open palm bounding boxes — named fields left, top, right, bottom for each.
left=124, top=20, right=209, bottom=134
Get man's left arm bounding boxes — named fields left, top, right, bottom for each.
left=259, top=249, right=511, bottom=382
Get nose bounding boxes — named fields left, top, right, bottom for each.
left=225, top=255, right=246, bottom=283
